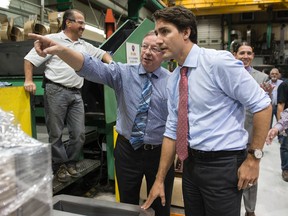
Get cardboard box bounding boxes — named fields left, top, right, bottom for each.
left=10, top=26, right=24, bottom=41
left=48, top=12, right=63, bottom=33
left=140, top=176, right=184, bottom=208
left=0, top=14, right=13, bottom=41
left=24, top=19, right=36, bottom=40
left=34, top=23, right=50, bottom=35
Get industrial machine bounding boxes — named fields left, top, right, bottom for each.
left=53, top=195, right=154, bottom=216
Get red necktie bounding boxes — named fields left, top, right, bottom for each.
left=176, top=66, right=188, bottom=161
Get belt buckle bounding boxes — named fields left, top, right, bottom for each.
left=143, top=144, right=153, bottom=150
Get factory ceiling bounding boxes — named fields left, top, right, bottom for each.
left=162, top=0, right=288, bottom=16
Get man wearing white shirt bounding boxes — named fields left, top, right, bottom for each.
left=267, top=68, right=283, bottom=127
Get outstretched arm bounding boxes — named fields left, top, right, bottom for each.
left=266, top=107, right=288, bottom=144
left=28, top=33, right=84, bottom=71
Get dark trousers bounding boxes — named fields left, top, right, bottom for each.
left=281, top=130, right=288, bottom=171
left=182, top=150, right=246, bottom=216
left=114, top=135, right=174, bottom=216
left=270, top=105, right=277, bottom=128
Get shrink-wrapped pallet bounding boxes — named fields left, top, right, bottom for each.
left=0, top=109, right=52, bottom=216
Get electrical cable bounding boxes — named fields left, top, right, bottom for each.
left=87, top=0, right=100, bottom=27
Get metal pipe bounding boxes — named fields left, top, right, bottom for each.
left=40, top=0, right=44, bottom=24
left=19, top=0, right=41, bottom=8
left=8, top=0, right=41, bottom=18
left=150, top=0, right=166, bottom=9
left=90, top=0, right=128, bottom=17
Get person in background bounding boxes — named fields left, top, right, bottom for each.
left=141, top=5, right=272, bottom=216
left=233, top=41, right=270, bottom=216
left=27, top=30, right=174, bottom=216
left=24, top=9, right=112, bottom=183
left=274, top=77, right=288, bottom=182
left=266, top=107, right=288, bottom=182
left=268, top=68, right=283, bottom=128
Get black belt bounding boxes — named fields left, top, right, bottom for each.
left=45, top=78, right=80, bottom=91
left=118, top=134, right=161, bottom=151
left=141, top=144, right=161, bottom=150
left=188, top=148, right=245, bottom=159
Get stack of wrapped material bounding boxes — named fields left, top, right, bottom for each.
left=0, top=109, right=52, bottom=216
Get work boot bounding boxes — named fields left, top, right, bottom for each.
left=282, top=170, right=288, bottom=182
left=66, top=164, right=80, bottom=178
left=56, top=164, right=71, bottom=183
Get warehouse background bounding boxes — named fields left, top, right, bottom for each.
left=0, top=1, right=288, bottom=215
left=1, top=0, right=288, bottom=70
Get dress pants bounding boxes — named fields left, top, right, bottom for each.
left=114, top=135, right=174, bottom=216
left=270, top=105, right=277, bottom=128
left=182, top=150, right=246, bottom=216
left=281, top=130, right=288, bottom=171
left=243, top=184, right=258, bottom=213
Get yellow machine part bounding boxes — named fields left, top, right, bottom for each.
left=0, top=86, right=32, bottom=136
left=162, top=0, right=288, bottom=15
left=113, top=125, right=120, bottom=202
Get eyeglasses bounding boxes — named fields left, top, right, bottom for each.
left=141, top=44, right=161, bottom=54
left=68, top=19, right=86, bottom=26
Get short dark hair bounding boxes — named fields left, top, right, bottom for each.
left=61, top=9, right=84, bottom=30
left=152, top=5, right=197, bottom=44
left=232, top=41, right=254, bottom=53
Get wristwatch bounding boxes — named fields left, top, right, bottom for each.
left=248, top=149, right=264, bottom=159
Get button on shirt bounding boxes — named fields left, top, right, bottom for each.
left=79, top=54, right=171, bottom=145
left=164, top=44, right=271, bottom=151
left=24, top=31, right=106, bottom=88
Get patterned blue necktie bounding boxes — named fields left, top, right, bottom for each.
left=130, top=75, right=152, bottom=150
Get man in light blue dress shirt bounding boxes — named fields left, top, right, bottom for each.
left=142, top=6, right=272, bottom=216
left=27, top=31, right=174, bottom=216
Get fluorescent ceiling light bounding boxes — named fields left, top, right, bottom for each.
left=85, top=24, right=106, bottom=37
left=0, top=0, right=11, bottom=9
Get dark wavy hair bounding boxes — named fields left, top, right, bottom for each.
left=61, top=9, right=85, bottom=30
left=152, top=5, right=197, bottom=44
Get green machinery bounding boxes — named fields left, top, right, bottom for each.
left=0, top=18, right=155, bottom=189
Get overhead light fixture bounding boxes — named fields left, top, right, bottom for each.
left=82, top=24, right=106, bottom=43
left=0, top=0, right=11, bottom=9
left=85, top=24, right=106, bottom=37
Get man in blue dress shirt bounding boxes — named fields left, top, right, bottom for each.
left=141, top=6, right=272, bottom=216
left=27, top=30, right=174, bottom=216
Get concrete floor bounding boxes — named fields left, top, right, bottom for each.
left=92, top=135, right=288, bottom=216
left=245, top=137, right=288, bottom=216
left=37, top=124, right=288, bottom=216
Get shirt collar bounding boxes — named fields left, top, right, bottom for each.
left=139, top=64, right=161, bottom=79
left=246, top=66, right=252, bottom=73
left=181, top=44, right=200, bottom=68
left=59, top=31, right=82, bottom=44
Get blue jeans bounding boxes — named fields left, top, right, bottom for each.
left=280, top=130, right=288, bottom=171
left=44, top=83, right=85, bottom=171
